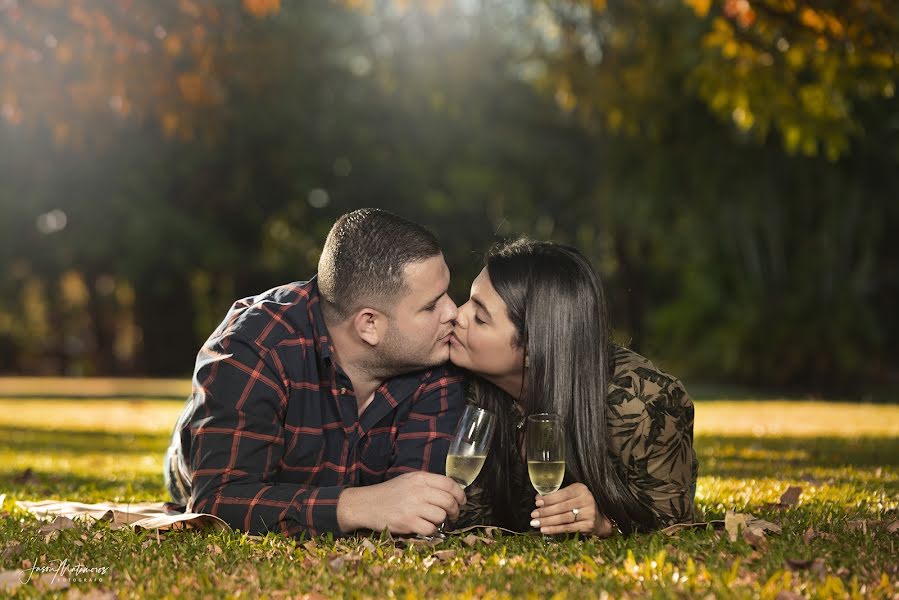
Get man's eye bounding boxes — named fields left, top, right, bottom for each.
left=474, top=315, right=485, bottom=325
left=425, top=304, right=437, bottom=312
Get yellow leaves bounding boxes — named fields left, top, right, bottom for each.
left=164, top=34, right=183, bottom=56
left=176, top=72, right=221, bottom=106
left=242, top=0, right=281, bottom=18
left=799, top=7, right=826, bottom=32
left=684, top=0, right=711, bottom=18
left=591, top=0, right=608, bottom=12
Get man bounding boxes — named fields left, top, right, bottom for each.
left=164, top=208, right=466, bottom=537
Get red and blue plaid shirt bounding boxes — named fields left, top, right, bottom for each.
left=167, top=277, right=465, bottom=537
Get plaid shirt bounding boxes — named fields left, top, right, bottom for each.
left=166, top=277, right=465, bottom=537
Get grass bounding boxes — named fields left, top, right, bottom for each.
left=1, top=397, right=897, bottom=599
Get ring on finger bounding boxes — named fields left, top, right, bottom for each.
left=572, top=507, right=580, bottom=522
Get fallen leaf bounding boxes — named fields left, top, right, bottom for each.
left=461, top=534, right=495, bottom=547
left=660, top=520, right=726, bottom=536
left=0, top=570, right=25, bottom=593
left=65, top=589, right=118, bottom=600
left=775, top=592, right=802, bottom=600
left=302, top=540, right=317, bottom=552
left=810, top=558, right=827, bottom=581
left=432, top=550, right=456, bottom=561
left=725, top=511, right=748, bottom=542
left=40, top=516, right=78, bottom=535
left=327, top=553, right=361, bottom=572
left=785, top=558, right=813, bottom=570
left=206, top=544, right=223, bottom=555
left=33, top=573, right=70, bottom=592
left=421, top=556, right=438, bottom=569
left=742, top=529, right=768, bottom=550
left=802, top=526, right=816, bottom=545
left=887, top=520, right=899, bottom=534
left=359, top=538, right=377, bottom=554
left=1, top=542, right=21, bottom=561
left=779, top=486, right=803, bottom=506
left=13, top=468, right=37, bottom=485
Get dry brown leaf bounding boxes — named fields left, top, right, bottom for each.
left=887, top=520, right=899, bottom=534
left=421, top=556, right=438, bottom=569
left=0, top=570, right=25, bottom=593
left=432, top=549, right=456, bottom=561
left=660, top=520, right=726, bottom=536
left=725, top=511, right=781, bottom=543
left=13, top=468, right=37, bottom=485
left=468, top=552, right=483, bottom=565
left=327, top=553, right=361, bottom=572
left=303, top=539, right=317, bottom=552
left=1, top=542, right=21, bottom=561
left=810, top=558, right=827, bottom=581
left=40, top=516, right=78, bottom=535
left=461, top=534, right=495, bottom=547
left=742, top=529, right=768, bottom=550
left=725, top=511, right=749, bottom=542
left=802, top=526, right=816, bottom=545
left=785, top=558, right=814, bottom=570
left=65, top=589, right=118, bottom=600
left=359, top=538, right=377, bottom=554
left=779, top=486, right=803, bottom=506
left=32, top=573, right=70, bottom=592
left=775, top=592, right=803, bottom=600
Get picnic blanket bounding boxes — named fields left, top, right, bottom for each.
left=15, top=500, right=230, bottom=533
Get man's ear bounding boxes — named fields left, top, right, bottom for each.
left=352, top=307, right=386, bottom=347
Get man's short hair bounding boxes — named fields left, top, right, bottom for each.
left=317, top=208, right=441, bottom=321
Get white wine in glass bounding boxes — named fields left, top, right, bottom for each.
left=526, top=413, right=565, bottom=496
left=445, top=454, right=487, bottom=488
left=436, top=405, right=496, bottom=537
left=445, top=405, right=496, bottom=489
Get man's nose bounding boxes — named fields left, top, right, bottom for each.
left=445, top=297, right=459, bottom=322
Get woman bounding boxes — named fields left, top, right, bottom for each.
left=449, top=239, right=697, bottom=536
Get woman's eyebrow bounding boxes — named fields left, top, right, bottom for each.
left=471, top=296, right=491, bottom=318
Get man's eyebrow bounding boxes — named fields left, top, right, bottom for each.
left=471, top=296, right=491, bottom=318
left=424, top=287, right=448, bottom=308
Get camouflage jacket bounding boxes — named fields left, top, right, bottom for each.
left=455, top=345, right=698, bottom=531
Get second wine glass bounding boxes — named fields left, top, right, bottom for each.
left=526, top=413, right=566, bottom=496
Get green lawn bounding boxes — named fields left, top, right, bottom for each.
left=1, top=397, right=897, bottom=598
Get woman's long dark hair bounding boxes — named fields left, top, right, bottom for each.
left=471, top=239, right=658, bottom=534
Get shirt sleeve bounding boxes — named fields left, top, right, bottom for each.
left=186, top=334, right=344, bottom=537
left=609, top=376, right=698, bottom=527
left=384, top=370, right=465, bottom=478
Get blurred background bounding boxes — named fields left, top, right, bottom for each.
left=0, top=0, right=896, bottom=398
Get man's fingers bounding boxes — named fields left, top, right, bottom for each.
left=410, top=517, right=439, bottom=537
left=427, top=489, right=461, bottom=521
left=431, top=474, right=467, bottom=505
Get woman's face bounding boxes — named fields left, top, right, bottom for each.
left=450, top=268, right=526, bottom=393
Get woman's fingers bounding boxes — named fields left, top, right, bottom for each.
left=531, top=496, right=582, bottom=519
left=539, top=519, right=594, bottom=535
left=531, top=503, right=594, bottom=528
left=534, top=483, right=582, bottom=508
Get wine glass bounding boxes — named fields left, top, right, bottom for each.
left=526, top=413, right=565, bottom=496
left=440, top=404, right=496, bottom=534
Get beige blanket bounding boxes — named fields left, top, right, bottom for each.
left=15, top=500, right=230, bottom=532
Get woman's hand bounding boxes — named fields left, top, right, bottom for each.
left=529, top=482, right=615, bottom=537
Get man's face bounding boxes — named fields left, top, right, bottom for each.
left=377, top=254, right=458, bottom=374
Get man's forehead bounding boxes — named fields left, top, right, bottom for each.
left=401, top=254, right=449, bottom=294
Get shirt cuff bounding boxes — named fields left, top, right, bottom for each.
left=291, top=485, right=345, bottom=537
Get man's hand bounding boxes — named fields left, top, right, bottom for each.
left=529, top=482, right=615, bottom=537
left=337, top=472, right=466, bottom=536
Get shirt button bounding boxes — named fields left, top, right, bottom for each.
left=340, top=387, right=347, bottom=395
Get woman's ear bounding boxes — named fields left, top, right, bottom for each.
left=352, top=308, right=383, bottom=347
